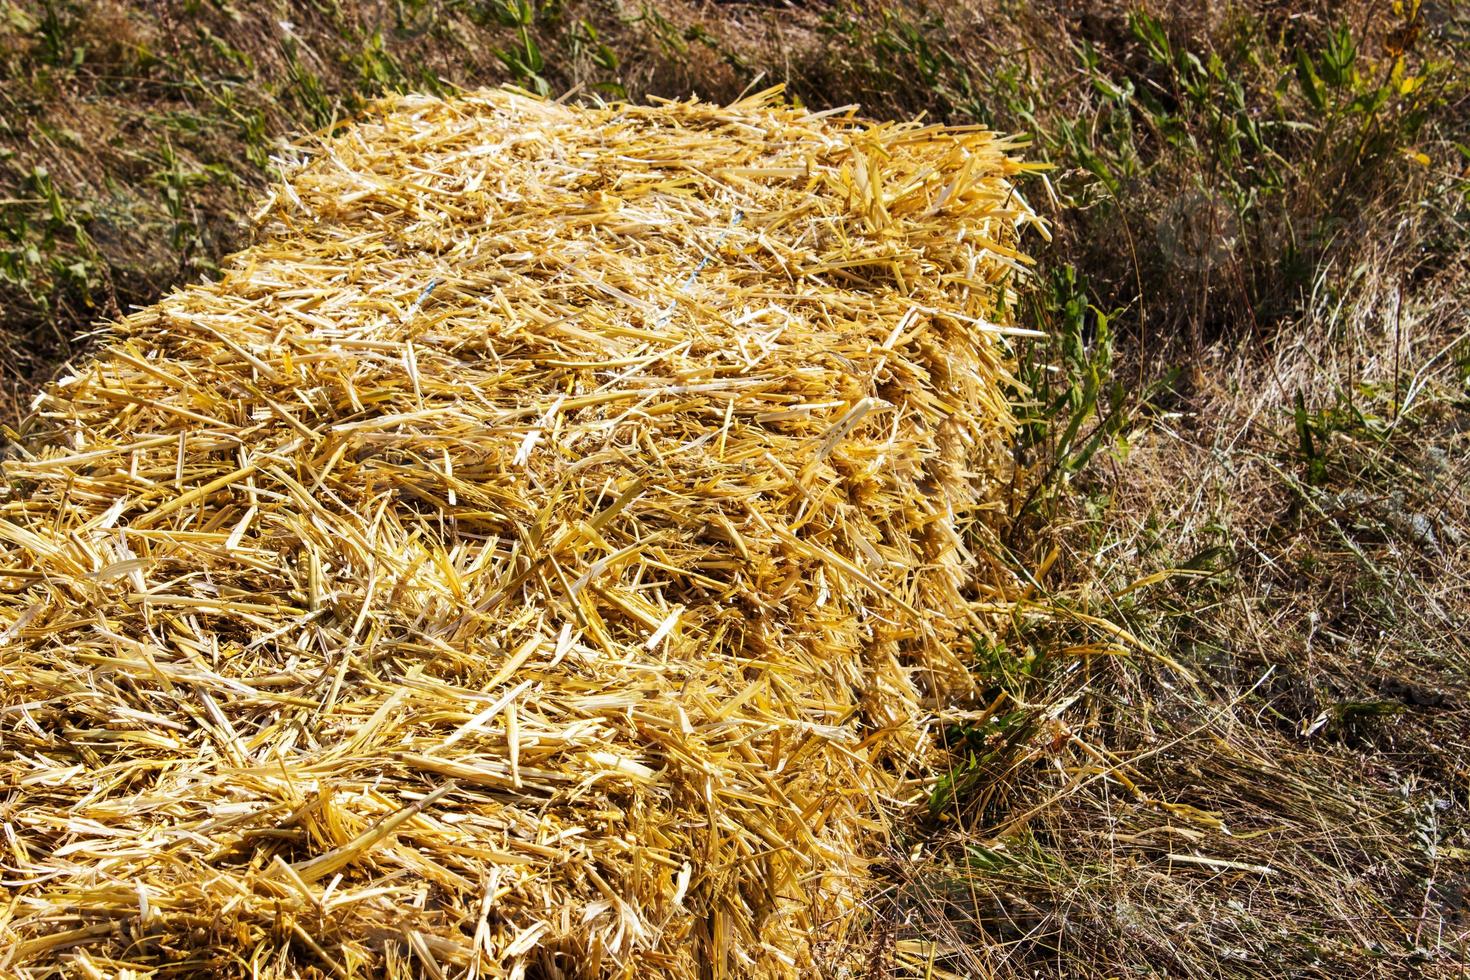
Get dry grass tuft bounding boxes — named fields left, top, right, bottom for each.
left=877, top=250, right=1470, bottom=978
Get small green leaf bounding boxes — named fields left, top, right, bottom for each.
left=1295, top=50, right=1325, bottom=112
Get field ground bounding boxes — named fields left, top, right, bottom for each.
left=2, top=1, right=1468, bottom=976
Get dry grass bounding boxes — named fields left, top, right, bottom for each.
left=877, top=248, right=1470, bottom=977
left=0, top=87, right=1045, bottom=977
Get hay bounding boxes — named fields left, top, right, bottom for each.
left=0, top=87, right=1040, bottom=977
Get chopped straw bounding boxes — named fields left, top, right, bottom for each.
left=0, top=87, right=1041, bottom=977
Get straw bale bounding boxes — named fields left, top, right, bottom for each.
left=0, top=88, right=1040, bottom=977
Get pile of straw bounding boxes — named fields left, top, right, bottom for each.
left=0, top=88, right=1040, bottom=977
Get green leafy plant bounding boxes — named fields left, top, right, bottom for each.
left=1010, top=265, right=1151, bottom=521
